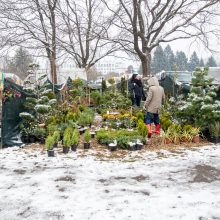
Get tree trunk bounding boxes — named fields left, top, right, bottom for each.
left=141, top=52, right=151, bottom=77
left=50, top=56, right=57, bottom=84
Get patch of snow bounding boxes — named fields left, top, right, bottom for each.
left=0, top=145, right=220, bottom=220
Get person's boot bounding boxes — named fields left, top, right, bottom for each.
left=155, top=124, right=160, bottom=135
left=146, top=124, right=152, bottom=138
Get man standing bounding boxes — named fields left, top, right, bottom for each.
left=128, top=73, right=145, bottom=107
left=144, top=77, right=165, bottom=138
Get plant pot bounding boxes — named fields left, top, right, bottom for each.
left=136, top=143, right=143, bottom=150
left=90, top=132, right=95, bottom=138
left=84, top=142, right=90, bottom=149
left=29, top=135, right=36, bottom=143
left=181, top=137, right=189, bottom=143
left=108, top=143, right=117, bottom=151
left=71, top=144, right=78, bottom=151
left=53, top=143, right=58, bottom=148
left=63, top=146, right=70, bottom=154
left=192, top=135, right=200, bottom=143
left=47, top=149, right=55, bottom=157
left=21, top=135, right=29, bottom=143
left=164, top=138, right=172, bottom=144
left=208, top=136, right=220, bottom=144
left=79, top=128, right=84, bottom=135
left=39, top=138, right=45, bottom=144
left=128, top=143, right=136, bottom=151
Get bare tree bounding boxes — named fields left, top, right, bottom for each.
left=103, top=0, right=220, bottom=76
left=57, top=0, right=119, bottom=71
left=0, top=0, right=59, bottom=83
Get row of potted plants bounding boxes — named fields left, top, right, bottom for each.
left=162, top=124, right=201, bottom=144
left=45, top=128, right=92, bottom=157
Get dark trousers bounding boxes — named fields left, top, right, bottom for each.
left=131, top=96, right=141, bottom=107
left=145, top=112, right=160, bottom=125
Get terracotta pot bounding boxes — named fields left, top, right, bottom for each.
left=192, top=135, right=200, bottom=143
left=181, top=137, right=189, bottom=143
left=164, top=138, right=172, bottom=144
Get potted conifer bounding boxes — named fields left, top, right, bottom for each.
left=71, top=129, right=80, bottom=151
left=45, top=135, right=55, bottom=157
left=83, top=130, right=91, bottom=149
left=53, top=130, right=60, bottom=148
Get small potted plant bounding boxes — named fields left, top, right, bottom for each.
left=53, top=130, right=60, bottom=148
left=71, top=129, right=80, bottom=151
left=191, top=127, right=200, bottom=143
left=63, top=133, right=71, bottom=154
left=83, top=130, right=91, bottom=149
left=128, top=141, right=136, bottom=151
left=108, top=140, right=117, bottom=151
left=136, top=139, right=144, bottom=150
left=45, top=135, right=55, bottom=157
left=209, top=122, right=220, bottom=144
left=162, top=130, right=172, bottom=144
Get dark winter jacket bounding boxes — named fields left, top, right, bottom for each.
left=128, top=79, right=145, bottom=98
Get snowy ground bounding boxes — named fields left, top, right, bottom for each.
left=0, top=144, right=220, bottom=220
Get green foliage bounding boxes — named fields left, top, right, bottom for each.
left=108, top=78, right=115, bottom=85
left=71, top=129, right=80, bottom=145
left=47, top=124, right=59, bottom=135
left=178, top=67, right=220, bottom=130
left=83, top=130, right=91, bottom=143
left=91, top=90, right=101, bottom=105
left=99, top=91, right=132, bottom=111
left=116, top=136, right=129, bottom=149
left=45, top=135, right=54, bottom=150
left=120, top=77, right=127, bottom=96
left=136, top=111, right=144, bottom=122
left=209, top=122, right=220, bottom=138
left=72, top=78, right=84, bottom=88
left=137, top=120, right=148, bottom=137
left=53, top=130, right=60, bottom=143
left=33, top=127, right=46, bottom=139
left=63, top=132, right=72, bottom=147
left=102, top=79, right=107, bottom=93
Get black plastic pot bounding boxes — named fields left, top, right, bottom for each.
left=53, top=143, right=58, bottom=148
left=128, top=143, right=136, bottom=151
left=47, top=150, right=55, bottom=157
left=208, top=136, right=220, bottom=144
left=39, top=138, right=45, bottom=144
left=90, top=132, right=95, bottom=138
left=108, top=143, right=117, bottom=151
left=29, top=135, right=36, bottom=143
left=63, top=146, right=70, bottom=154
left=84, top=142, right=90, bottom=149
left=21, top=135, right=30, bottom=143
left=136, top=143, right=143, bottom=150
left=79, top=128, right=85, bottom=135
left=71, top=144, right=77, bottom=151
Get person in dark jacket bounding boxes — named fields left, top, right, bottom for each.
left=128, top=74, right=145, bottom=107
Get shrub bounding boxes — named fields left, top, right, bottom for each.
left=45, top=135, right=54, bottom=150
left=53, top=131, right=60, bottom=143
left=83, top=130, right=91, bottom=143
left=71, top=129, right=80, bottom=145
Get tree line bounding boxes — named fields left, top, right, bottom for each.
left=150, top=45, right=218, bottom=74
left=0, top=0, right=219, bottom=82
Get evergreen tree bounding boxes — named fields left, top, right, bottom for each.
left=6, top=47, right=33, bottom=80
left=101, top=79, right=107, bottom=93
left=151, top=45, right=166, bottom=74
left=179, top=67, right=220, bottom=129
left=188, top=51, right=200, bottom=71
left=207, top=56, right=217, bottom=67
left=120, top=77, right=127, bottom=96
left=164, top=45, right=175, bottom=71
left=199, top=58, right=205, bottom=67
left=174, top=51, right=188, bottom=71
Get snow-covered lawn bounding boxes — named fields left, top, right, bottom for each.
left=0, top=144, right=220, bottom=220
